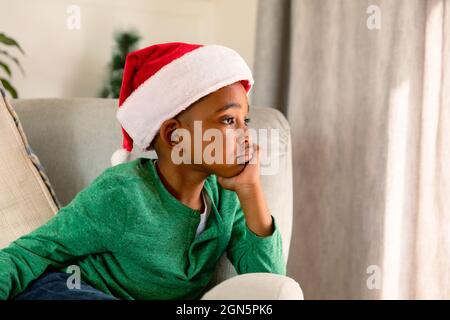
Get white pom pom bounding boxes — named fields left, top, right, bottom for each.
left=111, top=148, right=131, bottom=166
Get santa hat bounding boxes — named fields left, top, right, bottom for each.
left=110, top=42, right=254, bottom=166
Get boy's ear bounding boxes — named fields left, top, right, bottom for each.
left=158, top=118, right=182, bottom=148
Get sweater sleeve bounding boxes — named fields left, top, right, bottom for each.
left=0, top=172, right=127, bottom=300
left=225, top=201, right=287, bottom=276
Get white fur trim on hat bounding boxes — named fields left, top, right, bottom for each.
left=116, top=45, right=254, bottom=152
left=111, top=148, right=131, bottom=166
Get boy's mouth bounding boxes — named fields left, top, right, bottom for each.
left=236, top=145, right=253, bottom=164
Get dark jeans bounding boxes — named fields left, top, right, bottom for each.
left=14, top=271, right=118, bottom=300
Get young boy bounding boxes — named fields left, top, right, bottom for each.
left=0, top=42, right=286, bottom=300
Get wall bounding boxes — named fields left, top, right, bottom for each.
left=0, top=0, right=258, bottom=98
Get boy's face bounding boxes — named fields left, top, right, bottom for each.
left=159, top=81, right=253, bottom=178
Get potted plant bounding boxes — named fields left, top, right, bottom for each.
left=0, top=33, right=25, bottom=98
left=100, top=30, right=141, bottom=98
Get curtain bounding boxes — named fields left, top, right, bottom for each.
left=252, top=0, right=449, bottom=299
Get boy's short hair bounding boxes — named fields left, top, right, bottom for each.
left=146, top=137, right=156, bottom=152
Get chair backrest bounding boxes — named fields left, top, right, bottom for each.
left=12, top=98, right=293, bottom=285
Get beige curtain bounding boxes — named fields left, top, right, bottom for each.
left=252, top=0, right=449, bottom=299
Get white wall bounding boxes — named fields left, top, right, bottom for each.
left=0, top=0, right=258, bottom=98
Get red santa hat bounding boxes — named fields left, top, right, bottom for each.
left=111, top=42, right=254, bottom=166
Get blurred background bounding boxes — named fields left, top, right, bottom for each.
left=0, top=0, right=258, bottom=98
left=1, top=0, right=448, bottom=299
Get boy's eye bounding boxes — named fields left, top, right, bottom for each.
left=221, top=117, right=251, bottom=125
left=221, top=117, right=235, bottom=125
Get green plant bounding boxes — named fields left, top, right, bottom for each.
left=100, top=30, right=141, bottom=98
left=0, top=33, right=25, bottom=98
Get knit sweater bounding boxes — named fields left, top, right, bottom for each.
left=0, top=157, right=286, bottom=300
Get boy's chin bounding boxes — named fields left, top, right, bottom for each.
left=207, top=162, right=247, bottom=178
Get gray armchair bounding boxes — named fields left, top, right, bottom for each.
left=11, top=98, right=303, bottom=299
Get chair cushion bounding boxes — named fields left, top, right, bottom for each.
left=0, top=88, right=59, bottom=248
left=11, top=98, right=293, bottom=286
left=201, top=273, right=304, bottom=300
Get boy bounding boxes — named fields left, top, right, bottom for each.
left=0, top=42, right=286, bottom=300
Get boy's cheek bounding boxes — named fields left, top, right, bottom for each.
left=177, top=129, right=243, bottom=165
left=223, top=140, right=236, bottom=161
left=204, top=143, right=237, bottom=165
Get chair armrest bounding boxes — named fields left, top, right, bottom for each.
left=200, top=273, right=304, bottom=300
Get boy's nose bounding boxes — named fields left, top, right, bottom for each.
left=237, top=126, right=251, bottom=145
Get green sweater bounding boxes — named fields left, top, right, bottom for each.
left=0, top=157, right=286, bottom=300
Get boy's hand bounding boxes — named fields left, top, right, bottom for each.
left=217, top=143, right=274, bottom=237
left=217, top=143, right=261, bottom=195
